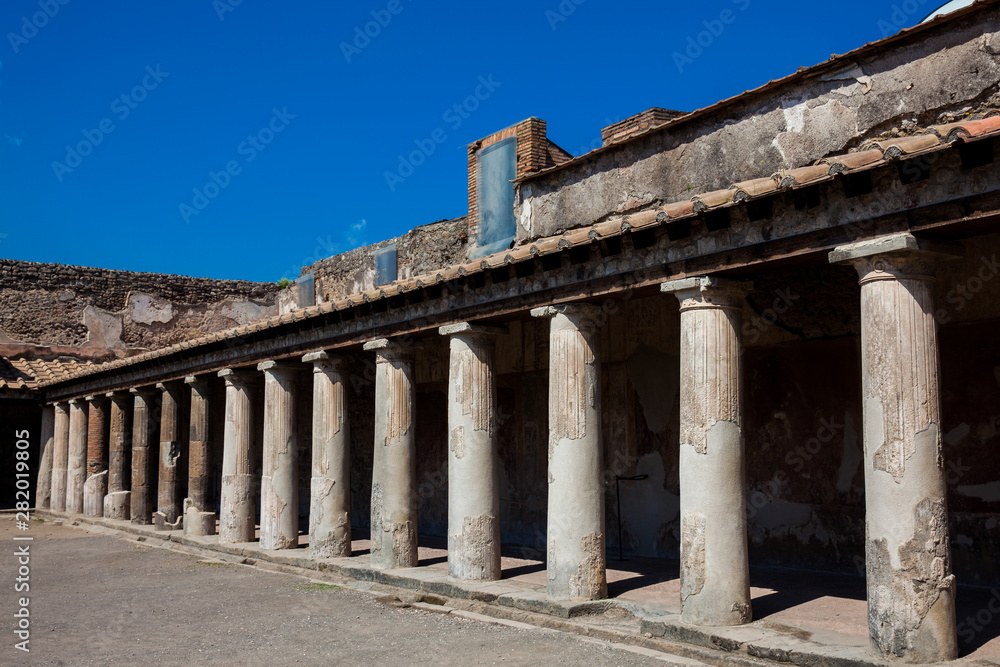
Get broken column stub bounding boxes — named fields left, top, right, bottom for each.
left=51, top=402, right=71, bottom=512
left=83, top=395, right=109, bottom=517
left=104, top=391, right=132, bottom=520
left=661, top=276, right=753, bottom=627
left=831, top=233, right=960, bottom=663
left=184, top=376, right=216, bottom=537
left=303, top=351, right=351, bottom=559
left=439, top=322, right=506, bottom=581
left=530, top=304, right=607, bottom=601
left=154, top=382, right=184, bottom=531
left=66, top=399, right=89, bottom=514
left=130, top=387, right=158, bottom=525
left=258, top=361, right=301, bottom=551
left=219, top=369, right=257, bottom=544
left=364, top=338, right=419, bottom=570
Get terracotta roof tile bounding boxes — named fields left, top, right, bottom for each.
left=864, top=134, right=940, bottom=159
left=822, top=149, right=885, bottom=174
left=779, top=164, right=831, bottom=189
left=925, top=116, right=1000, bottom=142
left=692, top=188, right=736, bottom=212
left=733, top=176, right=780, bottom=201
left=588, top=219, right=625, bottom=240
left=663, top=200, right=696, bottom=219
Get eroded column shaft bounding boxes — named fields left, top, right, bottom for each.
left=662, top=277, right=752, bottom=627
left=184, top=377, right=216, bottom=536
left=36, top=405, right=55, bottom=510
left=51, top=403, right=70, bottom=512
left=365, top=339, right=418, bottom=570
left=531, top=305, right=606, bottom=601
left=440, top=324, right=502, bottom=581
left=259, top=362, right=300, bottom=550
left=104, top=392, right=132, bottom=520
left=130, top=388, right=158, bottom=525
left=304, top=352, right=351, bottom=559
left=83, top=396, right=109, bottom=517
left=833, top=236, right=959, bottom=663
left=154, top=382, right=184, bottom=530
left=66, top=399, right=89, bottom=514
left=219, top=370, right=256, bottom=543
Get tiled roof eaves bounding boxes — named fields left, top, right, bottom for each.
left=39, top=119, right=1000, bottom=390
left=514, top=0, right=997, bottom=183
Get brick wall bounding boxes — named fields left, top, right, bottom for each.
left=601, top=108, right=686, bottom=146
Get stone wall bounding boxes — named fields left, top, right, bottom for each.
left=0, top=259, right=279, bottom=358
left=516, top=3, right=1000, bottom=241
left=302, top=216, right=469, bottom=305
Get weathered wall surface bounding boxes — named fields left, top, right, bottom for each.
left=0, top=259, right=278, bottom=358
left=303, top=217, right=469, bottom=304
left=516, top=4, right=1000, bottom=241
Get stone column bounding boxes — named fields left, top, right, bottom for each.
left=51, top=402, right=70, bottom=512
left=131, top=387, right=158, bottom=525
left=364, top=339, right=418, bottom=570
left=530, top=304, right=606, bottom=600
left=154, top=382, right=184, bottom=531
left=439, top=323, right=505, bottom=581
left=66, top=399, right=89, bottom=514
left=36, top=405, right=55, bottom=509
left=258, top=361, right=300, bottom=550
left=83, top=395, right=109, bottom=517
left=104, top=392, right=132, bottom=520
left=219, top=369, right=256, bottom=544
left=662, top=277, right=753, bottom=626
left=831, top=233, right=959, bottom=663
left=303, top=351, right=351, bottom=559
left=184, top=376, right=216, bottom=536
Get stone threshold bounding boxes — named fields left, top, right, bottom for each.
left=32, top=509, right=990, bottom=667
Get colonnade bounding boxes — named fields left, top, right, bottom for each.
left=33, top=233, right=960, bottom=663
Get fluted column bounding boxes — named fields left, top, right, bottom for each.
left=364, top=339, right=418, bottom=570
left=83, top=395, right=109, bottom=516
left=66, top=399, right=89, bottom=514
left=439, top=323, right=504, bottom=581
left=219, top=369, right=256, bottom=544
left=153, top=382, right=184, bottom=530
left=51, top=402, right=70, bottom=512
left=662, top=276, right=752, bottom=627
left=36, top=405, right=55, bottom=509
left=104, top=392, right=132, bottom=520
left=184, top=376, right=216, bottom=536
left=130, top=387, right=158, bottom=525
left=258, top=361, right=300, bottom=550
left=831, top=233, right=959, bottom=663
left=303, top=351, right=351, bottom=559
left=530, top=304, right=606, bottom=600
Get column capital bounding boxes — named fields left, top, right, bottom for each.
left=184, top=375, right=211, bottom=387
left=438, top=322, right=508, bottom=337
left=68, top=398, right=82, bottom=405
left=257, top=360, right=304, bottom=376
left=364, top=338, right=419, bottom=362
left=84, top=394, right=108, bottom=404
left=218, top=368, right=256, bottom=387
left=303, top=350, right=345, bottom=372
left=829, top=233, right=962, bottom=284
left=130, top=385, right=159, bottom=397
left=105, top=390, right=130, bottom=400
left=530, top=303, right=604, bottom=331
left=156, top=381, right=185, bottom=392
left=661, top=276, right=751, bottom=311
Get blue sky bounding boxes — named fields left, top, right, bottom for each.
left=0, top=0, right=944, bottom=282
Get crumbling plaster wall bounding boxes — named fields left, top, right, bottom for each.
left=516, top=5, right=1000, bottom=241
left=0, top=259, right=278, bottom=357
left=304, top=217, right=469, bottom=304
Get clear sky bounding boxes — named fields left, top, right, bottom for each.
left=0, top=0, right=948, bottom=283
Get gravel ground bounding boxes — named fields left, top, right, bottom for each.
left=1, top=517, right=695, bottom=666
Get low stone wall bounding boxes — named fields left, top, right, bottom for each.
left=0, top=259, right=279, bottom=357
